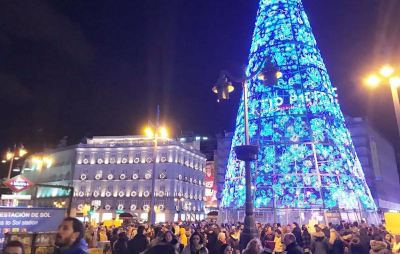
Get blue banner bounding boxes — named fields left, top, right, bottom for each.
left=0, top=207, right=66, bottom=246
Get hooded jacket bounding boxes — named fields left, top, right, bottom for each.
left=369, top=240, right=391, bottom=254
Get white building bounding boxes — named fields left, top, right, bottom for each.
left=22, top=136, right=207, bottom=223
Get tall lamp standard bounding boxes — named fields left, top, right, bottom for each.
left=2, top=145, right=28, bottom=180
left=365, top=65, right=400, bottom=136
left=212, top=63, right=281, bottom=248
left=144, top=106, right=169, bottom=225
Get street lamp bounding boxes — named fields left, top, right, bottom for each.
left=144, top=105, right=169, bottom=225
left=212, top=61, right=281, bottom=247
left=2, top=145, right=28, bottom=180
left=365, top=65, right=400, bottom=136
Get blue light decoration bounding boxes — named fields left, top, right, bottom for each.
left=221, top=0, right=376, bottom=211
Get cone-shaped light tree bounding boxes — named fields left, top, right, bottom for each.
left=221, top=0, right=376, bottom=213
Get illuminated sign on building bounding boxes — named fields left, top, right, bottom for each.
left=4, top=175, right=34, bottom=193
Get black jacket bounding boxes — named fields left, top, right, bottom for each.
left=286, top=242, right=305, bottom=254
left=127, top=233, right=149, bottom=254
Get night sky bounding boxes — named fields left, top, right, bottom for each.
left=0, top=0, right=400, bottom=154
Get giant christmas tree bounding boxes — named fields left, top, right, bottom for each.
left=221, top=0, right=376, bottom=212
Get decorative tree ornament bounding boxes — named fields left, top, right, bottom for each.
left=143, top=191, right=150, bottom=197
left=107, top=174, right=114, bottom=180
left=146, top=157, right=152, bottom=163
left=78, top=191, right=85, bottom=197
left=97, top=158, right=104, bottom=164
left=130, top=204, right=137, bottom=211
left=95, top=174, right=102, bottom=180
left=120, top=174, right=126, bottom=180
left=131, top=191, right=137, bottom=197
left=104, top=204, right=111, bottom=210
left=118, top=191, right=125, bottom=197
left=105, top=191, right=112, bottom=197
left=132, top=173, right=139, bottom=180
left=134, top=158, right=140, bottom=164
left=221, top=0, right=376, bottom=211
left=161, top=157, right=167, bottom=163
left=143, top=204, right=150, bottom=211
left=82, top=158, right=89, bottom=164
left=121, top=157, right=128, bottom=164
left=117, top=204, right=124, bottom=210
left=93, top=191, right=100, bottom=197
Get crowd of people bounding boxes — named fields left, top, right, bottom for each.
left=3, top=217, right=400, bottom=254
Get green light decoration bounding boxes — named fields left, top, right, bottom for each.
left=221, top=0, right=376, bottom=211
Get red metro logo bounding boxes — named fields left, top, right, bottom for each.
left=4, top=175, right=34, bottom=193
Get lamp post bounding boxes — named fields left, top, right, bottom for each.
left=365, top=65, right=400, bottom=136
left=212, top=62, right=281, bottom=248
left=2, top=145, right=28, bottom=180
left=144, top=105, right=169, bottom=225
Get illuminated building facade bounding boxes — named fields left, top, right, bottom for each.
left=23, top=136, right=207, bottom=223
left=221, top=0, right=376, bottom=223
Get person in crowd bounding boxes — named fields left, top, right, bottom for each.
left=215, top=232, right=228, bottom=254
left=206, top=227, right=219, bottom=254
left=392, top=234, right=400, bottom=254
left=369, top=235, right=391, bottom=254
left=311, top=225, right=329, bottom=254
left=274, top=229, right=284, bottom=254
left=283, top=233, right=304, bottom=254
left=199, top=246, right=209, bottom=254
left=383, top=233, right=392, bottom=251
left=180, top=227, right=189, bottom=247
left=110, top=228, right=119, bottom=253
left=349, top=236, right=365, bottom=254
left=328, top=229, right=344, bottom=254
left=301, top=225, right=311, bottom=254
left=3, top=240, right=24, bottom=254
left=142, top=243, right=178, bottom=254
left=54, top=217, right=88, bottom=254
left=292, top=223, right=304, bottom=248
left=182, top=231, right=204, bottom=254
left=98, top=226, right=108, bottom=242
left=149, top=230, right=165, bottom=247
left=112, top=232, right=128, bottom=254
left=261, top=226, right=275, bottom=251
left=242, top=239, right=263, bottom=254
left=227, top=229, right=240, bottom=254
left=219, top=244, right=234, bottom=254
left=127, top=225, right=149, bottom=254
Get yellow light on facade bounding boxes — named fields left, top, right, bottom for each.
left=159, top=127, right=168, bottom=139
left=144, top=127, right=154, bottom=138
left=6, top=151, right=14, bottom=161
left=43, top=157, right=53, bottom=168
left=365, top=75, right=381, bottom=88
left=276, top=71, right=283, bottom=79
left=390, top=77, right=400, bottom=88
left=19, top=148, right=27, bottom=157
left=380, top=65, right=395, bottom=78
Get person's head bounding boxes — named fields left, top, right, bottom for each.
left=275, top=229, right=282, bottom=236
left=314, top=225, right=321, bottom=232
left=384, top=233, right=392, bottom=242
left=4, top=241, right=24, bottom=254
left=190, top=232, right=203, bottom=246
left=301, top=225, right=308, bottom=232
left=164, top=231, right=175, bottom=242
left=137, top=225, right=145, bottom=235
left=218, top=232, right=226, bottom=243
left=220, top=244, right=233, bottom=254
left=118, top=232, right=127, bottom=239
left=55, top=217, right=85, bottom=248
left=283, top=233, right=296, bottom=247
left=244, top=239, right=262, bottom=254
left=199, top=247, right=209, bottom=254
